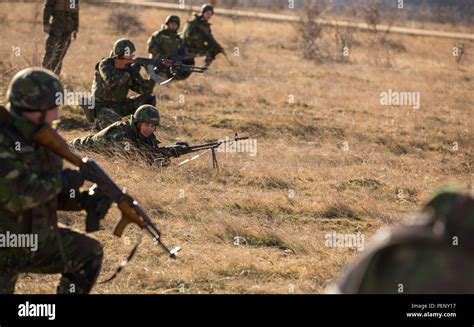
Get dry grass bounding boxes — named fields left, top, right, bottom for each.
left=0, top=3, right=472, bottom=294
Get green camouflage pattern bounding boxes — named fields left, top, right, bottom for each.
left=92, top=57, right=155, bottom=103
left=7, top=68, right=63, bottom=112
left=330, top=190, right=474, bottom=294
left=112, top=38, right=136, bottom=58
left=182, top=14, right=222, bottom=66
left=0, top=108, right=102, bottom=294
left=42, top=0, right=79, bottom=75
left=201, top=4, right=214, bottom=14
left=70, top=115, right=171, bottom=166
left=165, top=15, right=180, bottom=26
left=133, top=105, right=160, bottom=125
left=148, top=28, right=184, bottom=61
left=43, top=0, right=79, bottom=33
left=91, top=56, right=156, bottom=129
left=0, top=227, right=103, bottom=294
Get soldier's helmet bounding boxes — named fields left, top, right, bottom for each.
left=133, top=105, right=161, bottom=125
left=201, top=3, right=214, bottom=15
left=326, top=189, right=474, bottom=294
left=7, top=67, right=63, bottom=112
left=112, top=38, right=136, bottom=58
left=165, top=15, right=180, bottom=27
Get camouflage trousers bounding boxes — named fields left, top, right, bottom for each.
left=186, top=45, right=221, bottom=67
left=42, top=31, right=72, bottom=75
left=0, top=227, right=103, bottom=294
left=94, top=94, right=156, bottom=131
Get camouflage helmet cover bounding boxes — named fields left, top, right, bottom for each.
left=201, top=3, right=214, bottom=14
left=165, top=15, right=180, bottom=27
left=112, top=38, right=136, bottom=57
left=133, top=105, right=160, bottom=125
left=7, top=67, right=64, bottom=112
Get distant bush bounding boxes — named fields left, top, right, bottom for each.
left=108, top=9, right=145, bottom=36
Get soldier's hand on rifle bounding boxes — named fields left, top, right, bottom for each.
left=166, top=142, right=190, bottom=157
left=81, top=184, right=113, bottom=224
left=127, top=63, right=142, bottom=79
left=175, top=141, right=190, bottom=148
left=61, top=168, right=85, bottom=192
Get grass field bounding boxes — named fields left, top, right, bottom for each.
left=0, top=2, right=472, bottom=294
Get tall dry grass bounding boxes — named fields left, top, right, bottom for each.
left=0, top=2, right=472, bottom=293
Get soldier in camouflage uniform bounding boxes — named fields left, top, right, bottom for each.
left=0, top=67, right=112, bottom=294
left=42, top=0, right=79, bottom=75
left=148, top=15, right=185, bottom=61
left=72, top=105, right=186, bottom=166
left=326, top=189, right=474, bottom=294
left=182, top=4, right=224, bottom=67
left=85, top=39, right=157, bottom=131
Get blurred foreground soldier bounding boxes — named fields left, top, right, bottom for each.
left=148, top=15, right=184, bottom=61
left=42, top=0, right=79, bottom=75
left=71, top=105, right=186, bottom=166
left=182, top=4, right=224, bottom=67
left=326, top=190, right=474, bottom=294
left=84, top=38, right=156, bottom=131
left=0, top=68, right=112, bottom=294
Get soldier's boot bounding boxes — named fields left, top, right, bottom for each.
left=0, top=272, right=19, bottom=294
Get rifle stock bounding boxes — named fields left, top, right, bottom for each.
left=31, top=123, right=179, bottom=258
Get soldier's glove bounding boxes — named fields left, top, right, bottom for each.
left=61, top=169, right=85, bottom=193
left=168, top=142, right=190, bottom=157
left=81, top=184, right=113, bottom=232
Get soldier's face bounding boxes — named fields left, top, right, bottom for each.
left=203, top=11, right=213, bottom=20
left=23, top=106, right=59, bottom=126
left=138, top=122, right=156, bottom=138
left=168, top=22, right=179, bottom=31
left=123, top=52, right=135, bottom=60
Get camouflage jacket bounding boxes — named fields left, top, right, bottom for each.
left=148, top=28, right=184, bottom=61
left=71, top=115, right=172, bottom=164
left=92, top=57, right=155, bottom=104
left=0, top=108, right=83, bottom=246
left=43, top=0, right=79, bottom=33
left=182, top=14, right=221, bottom=52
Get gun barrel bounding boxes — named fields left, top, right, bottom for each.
left=187, top=137, right=250, bottom=152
